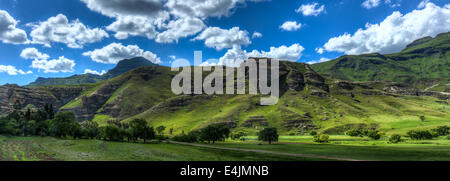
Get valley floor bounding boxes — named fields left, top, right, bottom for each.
left=1, top=135, right=449, bottom=161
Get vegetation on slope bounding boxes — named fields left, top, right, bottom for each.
left=311, top=32, right=450, bottom=91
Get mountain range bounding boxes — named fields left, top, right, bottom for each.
left=0, top=33, right=449, bottom=136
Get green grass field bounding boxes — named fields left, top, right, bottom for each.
left=1, top=135, right=449, bottom=161
left=0, top=136, right=323, bottom=161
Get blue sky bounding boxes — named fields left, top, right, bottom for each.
left=0, top=0, right=449, bottom=85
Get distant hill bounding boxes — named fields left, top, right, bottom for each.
left=27, top=57, right=156, bottom=87
left=311, top=31, right=450, bottom=91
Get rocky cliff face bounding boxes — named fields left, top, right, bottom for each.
left=0, top=84, right=86, bottom=115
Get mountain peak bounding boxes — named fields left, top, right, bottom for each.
left=102, top=57, right=156, bottom=79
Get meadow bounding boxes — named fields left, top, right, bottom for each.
left=1, top=135, right=449, bottom=161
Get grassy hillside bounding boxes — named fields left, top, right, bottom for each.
left=311, top=32, right=450, bottom=91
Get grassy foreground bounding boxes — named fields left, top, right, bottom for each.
left=0, top=136, right=321, bottom=161
left=1, top=135, right=449, bottom=161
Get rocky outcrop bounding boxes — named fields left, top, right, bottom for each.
left=61, top=81, right=125, bottom=122
left=242, top=116, right=269, bottom=127
left=0, top=84, right=85, bottom=115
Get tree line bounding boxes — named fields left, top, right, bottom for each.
left=0, top=104, right=281, bottom=144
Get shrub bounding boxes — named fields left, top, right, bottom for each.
left=172, top=131, right=200, bottom=143
left=346, top=129, right=362, bottom=137
left=231, top=131, right=248, bottom=140
left=313, top=134, right=329, bottom=143
left=407, top=130, right=433, bottom=140
left=310, top=131, right=317, bottom=136
left=367, top=130, right=382, bottom=140
left=389, top=134, right=402, bottom=143
left=432, top=126, right=449, bottom=136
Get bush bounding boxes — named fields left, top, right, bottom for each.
left=309, top=131, right=317, bottom=136
left=231, top=131, right=248, bottom=140
left=313, top=134, right=329, bottom=143
left=407, top=130, right=433, bottom=140
left=346, top=129, right=362, bottom=137
left=389, top=134, right=402, bottom=143
left=432, top=126, right=449, bottom=136
left=447, top=135, right=450, bottom=140
left=367, top=130, right=382, bottom=140
left=172, top=131, right=200, bottom=143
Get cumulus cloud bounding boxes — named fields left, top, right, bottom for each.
left=106, top=16, right=162, bottom=40
left=84, top=69, right=106, bottom=75
left=315, top=47, right=324, bottom=54
left=20, top=48, right=50, bottom=60
left=280, top=21, right=302, bottom=31
left=82, top=43, right=161, bottom=64
left=0, top=10, right=29, bottom=44
left=205, top=44, right=305, bottom=67
left=362, top=0, right=381, bottom=9
left=192, top=27, right=251, bottom=50
left=156, top=17, right=205, bottom=43
left=0, top=65, right=32, bottom=75
left=321, top=3, right=450, bottom=55
left=252, top=31, right=262, bottom=39
left=306, top=58, right=331, bottom=64
left=29, top=14, right=109, bottom=48
left=31, top=56, right=75, bottom=73
left=80, top=0, right=166, bottom=18
left=81, top=0, right=266, bottom=44
left=418, top=0, right=430, bottom=8
left=295, top=2, right=325, bottom=16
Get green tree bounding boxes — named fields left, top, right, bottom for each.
left=129, top=118, right=154, bottom=143
left=258, top=128, right=279, bottom=144
left=156, top=125, right=166, bottom=135
left=200, top=125, right=230, bottom=144
left=49, top=112, right=77, bottom=138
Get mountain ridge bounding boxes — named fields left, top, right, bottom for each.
left=27, top=57, right=156, bottom=87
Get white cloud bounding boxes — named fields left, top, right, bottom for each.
left=29, top=14, right=109, bottom=48
left=315, top=47, right=324, bottom=54
left=82, top=43, right=161, bottom=64
left=362, top=0, right=381, bottom=9
left=81, top=0, right=267, bottom=45
left=20, top=48, right=50, bottom=60
left=166, top=0, right=255, bottom=19
left=280, top=21, right=302, bottom=31
left=252, top=31, right=262, bottom=39
left=321, top=3, right=450, bottom=55
left=31, top=56, right=75, bottom=73
left=0, top=65, right=32, bottom=75
left=0, top=10, right=29, bottom=44
left=80, top=0, right=166, bottom=18
left=295, top=3, right=325, bottom=16
left=84, top=69, right=106, bottom=75
left=156, top=17, right=205, bottom=43
left=306, top=58, right=331, bottom=64
left=106, top=15, right=162, bottom=40
left=418, top=0, right=430, bottom=8
left=168, top=55, right=176, bottom=60
left=209, top=44, right=305, bottom=67
left=247, top=44, right=305, bottom=61
left=192, top=27, right=251, bottom=50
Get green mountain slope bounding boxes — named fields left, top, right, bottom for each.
left=27, top=57, right=156, bottom=87
left=311, top=32, right=450, bottom=91
left=58, top=59, right=449, bottom=135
